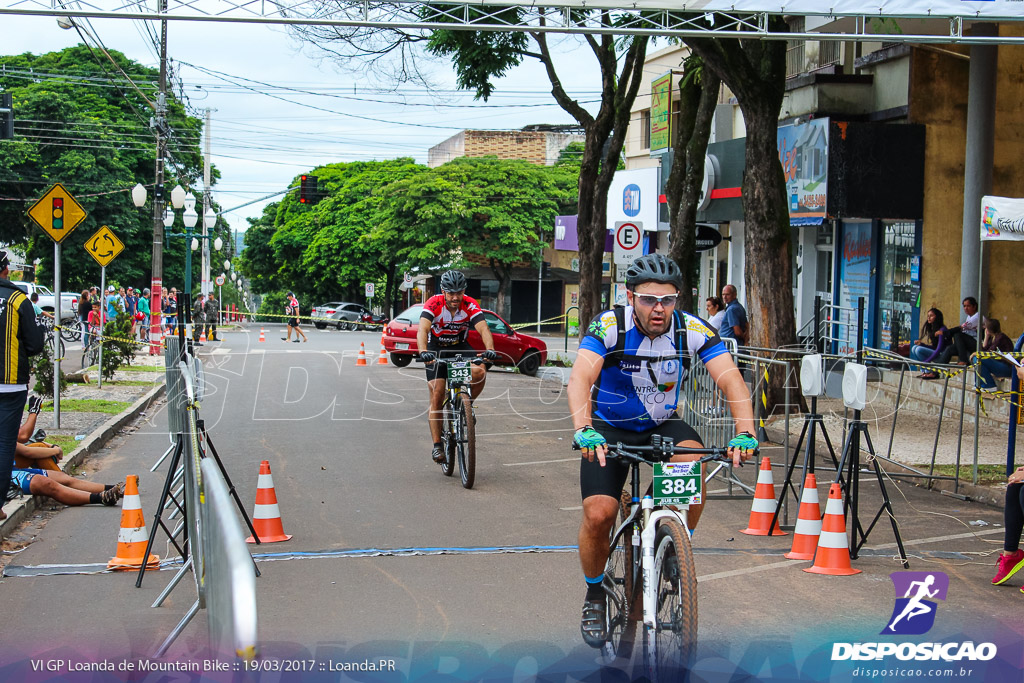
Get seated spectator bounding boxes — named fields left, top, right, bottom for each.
left=936, top=297, right=982, bottom=365
left=705, top=296, right=725, bottom=330
left=910, top=308, right=947, bottom=379
left=974, top=318, right=1015, bottom=390
left=10, top=467, right=124, bottom=507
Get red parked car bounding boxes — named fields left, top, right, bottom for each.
left=382, top=304, right=548, bottom=376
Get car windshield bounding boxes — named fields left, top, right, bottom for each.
left=395, top=305, right=423, bottom=323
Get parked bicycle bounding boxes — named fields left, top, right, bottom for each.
left=38, top=316, right=66, bottom=361
left=581, top=435, right=751, bottom=680
left=81, top=334, right=101, bottom=370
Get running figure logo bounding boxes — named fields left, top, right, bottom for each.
left=881, top=571, right=949, bottom=635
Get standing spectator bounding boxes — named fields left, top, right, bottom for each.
left=125, top=287, right=138, bottom=339
left=705, top=296, right=725, bottom=330
left=105, top=285, right=120, bottom=321
left=283, top=292, right=307, bottom=343
left=974, top=318, right=1015, bottom=389
left=0, top=250, right=45, bottom=519
left=719, top=284, right=748, bottom=345
left=192, top=294, right=206, bottom=342
left=204, top=294, right=219, bottom=342
left=910, top=308, right=947, bottom=379
left=87, top=301, right=103, bottom=342
left=78, top=289, right=91, bottom=349
left=137, top=288, right=151, bottom=344
left=163, top=287, right=178, bottom=335
left=992, top=446, right=1024, bottom=593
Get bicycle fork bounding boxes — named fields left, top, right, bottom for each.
left=640, top=499, right=689, bottom=630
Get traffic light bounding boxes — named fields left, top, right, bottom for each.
left=540, top=261, right=551, bottom=279
left=299, top=174, right=319, bottom=204
left=0, top=93, right=13, bottom=140
left=52, top=197, right=64, bottom=231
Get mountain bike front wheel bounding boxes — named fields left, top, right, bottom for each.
left=643, top=519, right=697, bottom=682
left=455, top=392, right=475, bottom=489
left=59, top=318, right=82, bottom=342
left=600, top=493, right=639, bottom=664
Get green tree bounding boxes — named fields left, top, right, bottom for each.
left=0, top=46, right=208, bottom=292
left=290, top=10, right=649, bottom=329
left=379, top=156, right=577, bottom=317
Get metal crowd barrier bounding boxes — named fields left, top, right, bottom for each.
left=201, top=458, right=259, bottom=661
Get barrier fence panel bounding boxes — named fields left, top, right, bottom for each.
left=164, top=337, right=185, bottom=437
left=200, top=458, right=259, bottom=661
left=179, top=359, right=206, bottom=606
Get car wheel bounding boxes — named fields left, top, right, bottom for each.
left=517, top=350, right=541, bottom=376
left=390, top=353, right=412, bottom=367
left=314, top=322, right=326, bottom=330
left=336, top=321, right=345, bottom=331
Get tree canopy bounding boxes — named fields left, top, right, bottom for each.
left=0, top=46, right=220, bottom=292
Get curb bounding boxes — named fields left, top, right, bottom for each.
left=0, top=381, right=166, bottom=540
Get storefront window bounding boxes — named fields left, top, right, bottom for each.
left=815, top=224, right=834, bottom=304
left=477, top=280, right=499, bottom=312
left=878, top=220, right=917, bottom=350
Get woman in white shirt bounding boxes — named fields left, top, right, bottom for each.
left=705, top=296, right=726, bottom=330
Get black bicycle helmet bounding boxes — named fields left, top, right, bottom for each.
left=625, top=253, right=683, bottom=290
left=439, top=270, right=467, bottom=293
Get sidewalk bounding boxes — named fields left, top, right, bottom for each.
left=0, top=351, right=165, bottom=538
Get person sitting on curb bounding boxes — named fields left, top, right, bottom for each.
left=992, top=363, right=1024, bottom=593
left=910, top=307, right=947, bottom=380
left=974, top=318, right=1015, bottom=390
left=9, top=466, right=125, bottom=508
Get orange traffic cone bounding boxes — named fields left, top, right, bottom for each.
left=377, top=336, right=388, bottom=365
left=258, top=328, right=266, bottom=342
left=199, top=328, right=207, bottom=342
left=804, top=483, right=861, bottom=576
left=356, top=342, right=368, bottom=367
left=108, top=475, right=160, bottom=570
left=740, top=457, right=787, bottom=536
left=785, top=473, right=822, bottom=560
left=245, top=460, right=292, bottom=543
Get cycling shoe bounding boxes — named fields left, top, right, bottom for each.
left=580, top=596, right=608, bottom=648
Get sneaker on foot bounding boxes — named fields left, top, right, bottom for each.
left=993, top=549, right=1024, bottom=585
left=431, top=446, right=445, bottom=464
left=101, top=482, right=125, bottom=506
left=580, top=596, right=608, bottom=648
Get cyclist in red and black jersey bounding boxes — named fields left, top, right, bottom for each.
left=417, top=270, right=498, bottom=464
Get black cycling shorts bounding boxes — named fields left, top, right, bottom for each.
left=580, top=417, right=703, bottom=501
left=424, top=343, right=487, bottom=383
left=287, top=318, right=299, bottom=327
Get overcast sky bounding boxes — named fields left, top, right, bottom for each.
left=1, top=14, right=605, bottom=235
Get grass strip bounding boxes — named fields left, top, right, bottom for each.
left=928, top=463, right=1018, bottom=485
left=41, top=399, right=132, bottom=415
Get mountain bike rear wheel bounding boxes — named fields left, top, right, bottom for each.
left=455, top=392, right=475, bottom=489
left=60, top=318, right=82, bottom=342
left=82, top=342, right=100, bottom=370
left=642, top=519, right=697, bottom=682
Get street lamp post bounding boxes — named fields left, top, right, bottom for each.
left=133, top=182, right=186, bottom=351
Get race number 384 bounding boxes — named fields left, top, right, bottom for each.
left=653, top=462, right=702, bottom=506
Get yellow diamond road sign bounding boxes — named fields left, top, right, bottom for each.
left=85, top=226, right=125, bottom=267
left=27, top=183, right=88, bottom=243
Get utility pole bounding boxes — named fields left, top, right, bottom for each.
left=149, top=0, right=168, bottom=355
left=202, top=108, right=213, bottom=296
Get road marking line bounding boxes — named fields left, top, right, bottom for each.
left=698, top=560, right=806, bottom=583
left=504, top=457, right=578, bottom=467
left=252, top=349, right=265, bottom=355
left=211, top=348, right=230, bottom=355
left=865, top=527, right=1002, bottom=550
left=559, top=505, right=583, bottom=511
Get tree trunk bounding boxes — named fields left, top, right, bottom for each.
left=666, top=64, right=721, bottom=314
left=489, top=258, right=512, bottom=318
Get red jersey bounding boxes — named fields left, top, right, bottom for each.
left=420, top=294, right=484, bottom=347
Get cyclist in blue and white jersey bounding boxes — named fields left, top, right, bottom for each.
left=566, top=253, right=758, bottom=648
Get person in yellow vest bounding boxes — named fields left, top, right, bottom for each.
left=0, top=250, right=45, bottom=520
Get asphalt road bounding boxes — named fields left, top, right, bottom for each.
left=0, top=324, right=1021, bottom=682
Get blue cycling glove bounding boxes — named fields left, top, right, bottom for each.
left=574, top=426, right=607, bottom=451
left=727, top=432, right=759, bottom=452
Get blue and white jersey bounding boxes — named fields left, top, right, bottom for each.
left=580, top=307, right=729, bottom=432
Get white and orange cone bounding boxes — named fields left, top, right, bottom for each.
left=245, top=460, right=292, bottom=544
left=804, top=483, right=861, bottom=576
left=377, top=336, right=388, bottom=365
left=785, top=472, right=822, bottom=560
left=199, top=329, right=207, bottom=342
left=740, top=456, right=787, bottom=536
left=356, top=342, right=368, bottom=367
left=258, top=328, right=266, bottom=343
left=108, top=475, right=160, bottom=570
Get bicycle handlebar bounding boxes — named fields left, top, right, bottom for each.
left=572, top=433, right=753, bottom=465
